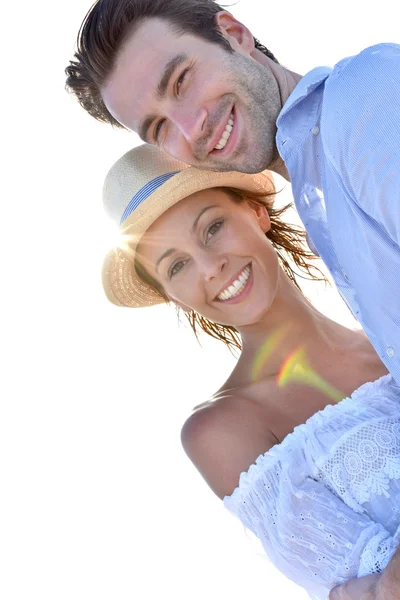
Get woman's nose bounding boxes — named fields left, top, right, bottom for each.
left=202, top=255, right=228, bottom=282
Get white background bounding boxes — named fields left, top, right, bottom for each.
left=1, top=1, right=397, bottom=598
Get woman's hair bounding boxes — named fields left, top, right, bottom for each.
left=136, top=187, right=327, bottom=352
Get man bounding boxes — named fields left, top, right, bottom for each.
left=66, top=1, right=400, bottom=597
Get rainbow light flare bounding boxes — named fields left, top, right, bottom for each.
left=251, top=325, right=291, bottom=381
left=278, top=346, right=344, bottom=403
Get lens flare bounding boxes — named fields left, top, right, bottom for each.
left=278, top=346, right=343, bottom=403
left=252, top=325, right=291, bottom=381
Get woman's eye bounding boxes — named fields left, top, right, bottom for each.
left=176, top=70, right=188, bottom=95
left=169, top=260, right=186, bottom=278
left=154, top=119, right=165, bottom=142
left=206, top=220, right=224, bottom=243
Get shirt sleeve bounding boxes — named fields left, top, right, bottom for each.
left=322, top=43, right=400, bottom=245
left=224, top=454, right=400, bottom=600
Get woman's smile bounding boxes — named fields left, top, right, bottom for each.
left=215, top=263, right=253, bottom=303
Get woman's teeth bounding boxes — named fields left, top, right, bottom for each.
left=214, top=113, right=234, bottom=150
left=217, top=265, right=251, bottom=301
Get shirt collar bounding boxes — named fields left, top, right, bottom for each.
left=278, top=66, right=332, bottom=119
left=276, top=66, right=332, bottom=157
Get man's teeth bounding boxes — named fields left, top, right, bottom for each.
left=217, top=265, right=251, bottom=301
left=214, top=113, right=234, bottom=150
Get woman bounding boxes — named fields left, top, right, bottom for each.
left=102, top=144, right=400, bottom=600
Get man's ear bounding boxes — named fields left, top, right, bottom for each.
left=215, top=11, right=255, bottom=54
left=248, top=201, right=271, bottom=233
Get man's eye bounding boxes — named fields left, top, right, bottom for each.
left=169, top=260, right=186, bottom=278
left=176, top=69, right=188, bottom=95
left=154, top=119, right=165, bottom=142
left=205, top=219, right=224, bottom=243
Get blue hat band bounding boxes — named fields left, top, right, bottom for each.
left=120, top=171, right=180, bottom=225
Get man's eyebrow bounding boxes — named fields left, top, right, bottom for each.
left=156, top=53, right=188, bottom=99
left=191, top=205, right=218, bottom=233
left=138, top=53, right=188, bottom=142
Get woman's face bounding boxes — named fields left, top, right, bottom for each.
left=138, top=189, right=280, bottom=328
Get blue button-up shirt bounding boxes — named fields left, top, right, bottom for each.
left=276, top=43, right=400, bottom=382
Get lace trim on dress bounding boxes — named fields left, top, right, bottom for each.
left=358, top=528, right=398, bottom=576
left=224, top=374, right=398, bottom=506
left=317, top=418, right=400, bottom=512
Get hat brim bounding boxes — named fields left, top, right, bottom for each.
left=102, top=167, right=274, bottom=308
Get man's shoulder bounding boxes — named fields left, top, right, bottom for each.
left=321, top=43, right=400, bottom=151
left=325, top=43, right=400, bottom=99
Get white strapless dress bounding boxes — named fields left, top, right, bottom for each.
left=224, top=375, right=400, bottom=599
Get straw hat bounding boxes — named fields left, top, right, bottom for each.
left=102, top=144, right=274, bottom=308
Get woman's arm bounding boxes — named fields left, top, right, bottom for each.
left=329, top=573, right=379, bottom=599
left=378, top=548, right=400, bottom=599
left=181, top=399, right=278, bottom=499
left=329, top=549, right=400, bottom=600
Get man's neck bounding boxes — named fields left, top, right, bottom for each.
left=252, top=49, right=303, bottom=181
left=252, top=49, right=302, bottom=106
left=268, top=152, right=290, bottom=181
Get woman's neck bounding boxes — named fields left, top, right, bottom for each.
left=237, top=271, right=358, bottom=380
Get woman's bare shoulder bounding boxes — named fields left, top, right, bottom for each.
left=181, top=393, right=278, bottom=500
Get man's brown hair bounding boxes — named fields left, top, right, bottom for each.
left=65, top=0, right=279, bottom=128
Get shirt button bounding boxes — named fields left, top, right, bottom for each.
left=343, top=272, right=349, bottom=281
left=311, top=125, right=320, bottom=135
left=386, top=347, right=396, bottom=358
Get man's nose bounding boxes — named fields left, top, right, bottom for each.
left=169, top=105, right=208, bottom=144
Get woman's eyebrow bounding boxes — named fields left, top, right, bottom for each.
left=155, top=205, right=218, bottom=271
left=156, top=247, right=176, bottom=271
left=191, top=205, right=218, bottom=233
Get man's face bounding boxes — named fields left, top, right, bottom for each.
left=102, top=17, right=282, bottom=173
